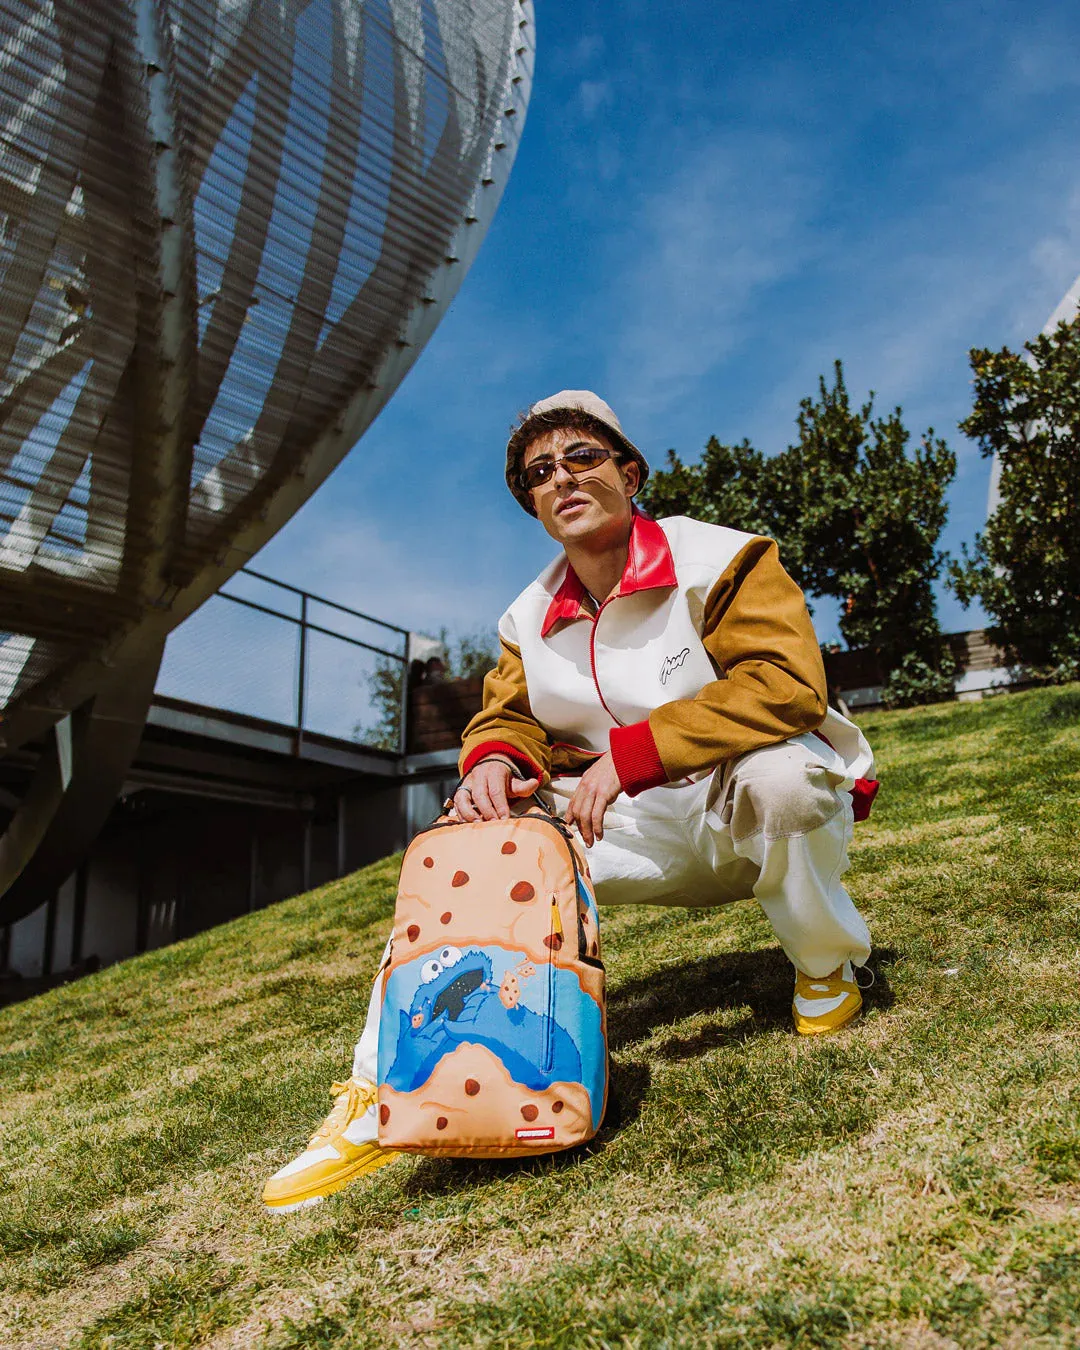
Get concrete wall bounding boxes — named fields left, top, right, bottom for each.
left=7, top=899, right=48, bottom=979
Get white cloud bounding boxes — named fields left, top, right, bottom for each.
left=578, top=79, right=612, bottom=118
left=1007, top=31, right=1080, bottom=96
left=1028, top=183, right=1080, bottom=322
left=601, top=132, right=819, bottom=426
left=568, top=33, right=604, bottom=67
left=162, top=503, right=532, bottom=730
left=641, top=141, right=1080, bottom=468
left=256, top=508, right=510, bottom=639
left=186, top=3, right=1080, bottom=680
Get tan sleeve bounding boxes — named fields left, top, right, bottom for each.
left=610, top=537, right=827, bottom=792
left=458, top=636, right=551, bottom=783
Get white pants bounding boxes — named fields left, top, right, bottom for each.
left=352, top=732, right=870, bottom=1081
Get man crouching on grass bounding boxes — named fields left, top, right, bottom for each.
left=262, top=390, right=879, bottom=1212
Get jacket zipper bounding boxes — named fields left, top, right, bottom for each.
left=543, top=894, right=560, bottom=1072
left=409, top=814, right=596, bottom=1069
left=588, top=597, right=625, bottom=729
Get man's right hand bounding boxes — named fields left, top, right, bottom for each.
left=452, top=759, right=540, bottom=822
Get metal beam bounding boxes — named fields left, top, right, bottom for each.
left=144, top=699, right=402, bottom=776
left=0, top=644, right=163, bottom=927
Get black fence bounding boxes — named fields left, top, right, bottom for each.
left=155, top=568, right=412, bottom=750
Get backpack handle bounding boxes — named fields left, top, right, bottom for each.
left=525, top=791, right=561, bottom=821
left=433, top=782, right=565, bottom=829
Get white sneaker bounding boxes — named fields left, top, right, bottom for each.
left=262, top=1077, right=400, bottom=1213
left=792, top=961, right=863, bottom=1035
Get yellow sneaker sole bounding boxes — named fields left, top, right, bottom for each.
left=793, top=997, right=862, bottom=1036
left=263, top=1146, right=401, bottom=1213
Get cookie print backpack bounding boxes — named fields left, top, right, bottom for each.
left=376, top=801, right=607, bottom=1157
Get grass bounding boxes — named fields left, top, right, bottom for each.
left=2, top=684, right=1079, bottom=1348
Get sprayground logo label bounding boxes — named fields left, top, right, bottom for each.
left=659, top=646, right=691, bottom=685
left=515, top=1126, right=555, bottom=1141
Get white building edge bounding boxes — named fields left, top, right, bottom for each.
left=986, top=271, right=1080, bottom=516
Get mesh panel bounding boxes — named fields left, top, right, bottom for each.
left=303, top=626, right=388, bottom=744
left=156, top=593, right=301, bottom=727
left=155, top=572, right=408, bottom=748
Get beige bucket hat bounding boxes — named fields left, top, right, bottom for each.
left=505, top=389, right=650, bottom=516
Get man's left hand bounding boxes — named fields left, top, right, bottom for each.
left=564, top=752, right=622, bottom=847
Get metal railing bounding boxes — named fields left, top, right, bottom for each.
left=155, top=567, right=412, bottom=753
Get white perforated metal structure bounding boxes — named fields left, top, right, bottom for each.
left=0, top=0, right=533, bottom=921
left=0, top=0, right=534, bottom=752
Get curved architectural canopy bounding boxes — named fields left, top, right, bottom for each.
left=0, top=0, right=534, bottom=755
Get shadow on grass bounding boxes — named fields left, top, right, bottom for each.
left=608, top=946, right=897, bottom=1054
left=399, top=1056, right=653, bottom=1198
left=1043, top=689, right=1080, bottom=724
left=398, top=949, right=896, bottom=1200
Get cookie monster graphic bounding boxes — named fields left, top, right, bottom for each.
left=385, top=945, right=582, bottom=1093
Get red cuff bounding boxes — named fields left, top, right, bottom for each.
left=851, top=777, right=879, bottom=822
left=461, top=740, right=544, bottom=782
left=609, top=720, right=668, bottom=797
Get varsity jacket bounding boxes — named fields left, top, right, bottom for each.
left=459, top=510, right=877, bottom=815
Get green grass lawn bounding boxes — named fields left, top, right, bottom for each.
left=2, top=686, right=1079, bottom=1349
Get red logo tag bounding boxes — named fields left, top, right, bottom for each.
left=515, top=1126, right=555, bottom=1141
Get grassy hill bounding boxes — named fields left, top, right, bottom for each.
left=2, top=686, right=1079, bottom=1349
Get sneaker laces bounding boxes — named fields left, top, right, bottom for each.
left=796, top=965, right=862, bottom=992
left=308, top=1078, right=376, bottom=1145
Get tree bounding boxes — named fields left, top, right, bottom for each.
left=641, top=437, right=776, bottom=539
left=787, top=364, right=957, bottom=703
left=356, top=627, right=498, bottom=750
left=949, top=317, right=1080, bottom=678
left=640, top=361, right=958, bottom=705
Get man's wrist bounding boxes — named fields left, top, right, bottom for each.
left=471, top=754, right=517, bottom=774
left=461, top=740, right=544, bottom=781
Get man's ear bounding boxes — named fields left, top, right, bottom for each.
left=621, top=458, right=641, bottom=499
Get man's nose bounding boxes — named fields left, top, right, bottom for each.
left=553, top=459, right=575, bottom=485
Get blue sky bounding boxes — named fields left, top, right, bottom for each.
left=253, top=0, right=1080, bottom=650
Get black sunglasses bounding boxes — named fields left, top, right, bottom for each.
left=520, top=446, right=622, bottom=491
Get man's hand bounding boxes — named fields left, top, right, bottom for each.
left=565, top=752, right=622, bottom=847
left=453, top=759, right=540, bottom=822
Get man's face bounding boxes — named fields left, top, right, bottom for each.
left=523, top=426, right=641, bottom=548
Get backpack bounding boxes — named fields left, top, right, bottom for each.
left=376, top=802, right=607, bottom=1157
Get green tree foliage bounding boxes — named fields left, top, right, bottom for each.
left=357, top=627, right=498, bottom=750
left=950, top=317, right=1080, bottom=678
left=640, top=362, right=958, bottom=705
left=450, top=630, right=501, bottom=681
left=790, top=364, right=957, bottom=701
left=358, top=660, right=407, bottom=752
left=642, top=437, right=776, bottom=539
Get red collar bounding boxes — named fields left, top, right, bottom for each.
left=541, top=510, right=677, bottom=638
